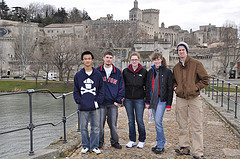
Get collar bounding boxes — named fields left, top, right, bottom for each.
left=128, top=63, right=143, bottom=74
left=100, top=63, right=116, bottom=73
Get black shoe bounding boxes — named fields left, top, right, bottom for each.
left=111, top=142, right=122, bottom=149
left=153, top=148, right=165, bottom=154
left=175, top=147, right=190, bottom=155
left=99, top=143, right=103, bottom=149
left=193, top=155, right=205, bottom=159
left=151, top=145, right=158, bottom=152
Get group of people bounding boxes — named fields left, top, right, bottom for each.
left=73, top=42, right=209, bottom=159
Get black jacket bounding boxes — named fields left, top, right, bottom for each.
left=146, top=65, right=173, bottom=107
left=123, top=66, right=147, bottom=99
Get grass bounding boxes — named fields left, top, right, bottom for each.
left=206, top=83, right=240, bottom=93
left=0, top=79, right=74, bottom=93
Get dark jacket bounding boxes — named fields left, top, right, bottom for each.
left=96, top=63, right=125, bottom=105
left=173, top=55, right=209, bottom=99
left=123, top=64, right=147, bottom=99
left=146, top=65, right=173, bottom=108
left=73, top=67, right=104, bottom=111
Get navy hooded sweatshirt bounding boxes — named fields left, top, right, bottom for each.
left=73, top=67, right=104, bottom=111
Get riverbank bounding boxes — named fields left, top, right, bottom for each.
left=0, top=79, right=73, bottom=92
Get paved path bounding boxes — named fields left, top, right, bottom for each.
left=69, top=96, right=240, bottom=159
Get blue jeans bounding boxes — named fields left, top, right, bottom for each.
left=80, top=109, right=100, bottom=150
left=152, top=98, right=166, bottom=148
left=124, top=98, right=146, bottom=142
left=99, top=104, right=119, bottom=145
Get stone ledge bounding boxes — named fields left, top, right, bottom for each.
left=11, top=126, right=81, bottom=159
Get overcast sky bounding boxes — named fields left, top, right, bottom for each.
left=6, top=0, right=240, bottom=31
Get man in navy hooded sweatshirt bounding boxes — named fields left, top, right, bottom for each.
left=97, top=51, right=125, bottom=149
left=73, top=51, right=104, bottom=155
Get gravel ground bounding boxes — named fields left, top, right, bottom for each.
left=69, top=96, right=240, bottom=159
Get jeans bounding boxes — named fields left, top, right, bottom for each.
left=99, top=104, right=119, bottom=145
left=80, top=109, right=100, bottom=150
left=124, top=98, right=146, bottom=142
left=152, top=98, right=166, bottom=148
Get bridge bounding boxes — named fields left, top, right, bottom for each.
left=0, top=77, right=240, bottom=158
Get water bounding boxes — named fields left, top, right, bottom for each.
left=0, top=93, right=78, bottom=159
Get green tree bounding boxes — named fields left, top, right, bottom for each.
left=53, top=7, right=68, bottom=23
left=0, top=0, right=9, bottom=19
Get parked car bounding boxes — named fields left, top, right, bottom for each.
left=1, top=75, right=9, bottom=78
left=13, top=75, right=22, bottom=79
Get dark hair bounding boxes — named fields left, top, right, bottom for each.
left=104, top=51, right=114, bottom=57
left=150, top=52, right=167, bottom=67
left=81, top=51, right=94, bottom=60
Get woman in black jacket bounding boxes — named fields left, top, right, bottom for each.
left=123, top=52, right=147, bottom=149
left=145, top=52, right=173, bottom=154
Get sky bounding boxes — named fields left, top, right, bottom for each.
left=5, top=0, right=240, bottom=31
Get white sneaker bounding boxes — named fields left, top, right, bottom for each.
left=81, top=147, right=89, bottom=154
left=137, top=142, right=144, bottom=148
left=126, top=141, right=136, bottom=148
left=92, top=148, right=101, bottom=154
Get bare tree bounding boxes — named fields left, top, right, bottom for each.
left=219, top=21, right=239, bottom=77
left=52, top=34, right=75, bottom=81
left=29, top=60, right=41, bottom=88
left=13, top=23, right=38, bottom=79
left=38, top=36, right=54, bottom=84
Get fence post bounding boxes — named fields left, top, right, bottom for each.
left=216, top=78, right=219, bottom=103
left=62, top=94, right=67, bottom=143
left=221, top=80, right=224, bottom=107
left=208, top=79, right=211, bottom=97
left=227, top=83, right=230, bottom=113
left=27, top=89, right=35, bottom=156
left=235, top=86, right=238, bottom=119
left=212, top=76, right=214, bottom=100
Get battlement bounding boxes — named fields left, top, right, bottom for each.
left=142, top=9, right=159, bottom=14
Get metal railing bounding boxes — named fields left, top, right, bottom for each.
left=0, top=89, right=80, bottom=156
left=203, top=76, right=239, bottom=119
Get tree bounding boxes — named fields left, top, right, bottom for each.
left=29, top=60, right=41, bottom=88
left=13, top=23, right=38, bottom=78
left=67, top=7, right=83, bottom=23
left=38, top=36, right=54, bottom=85
left=0, top=0, right=10, bottom=19
left=53, top=7, right=68, bottom=23
left=219, top=21, right=239, bottom=77
left=52, top=34, right=75, bottom=81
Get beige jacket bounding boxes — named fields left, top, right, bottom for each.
left=173, top=55, right=209, bottom=100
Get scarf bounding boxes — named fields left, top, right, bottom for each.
left=150, top=67, right=160, bottom=110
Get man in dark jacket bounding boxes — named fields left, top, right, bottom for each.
left=96, top=51, right=125, bottom=149
left=73, top=51, right=104, bottom=155
left=173, top=42, right=209, bottom=159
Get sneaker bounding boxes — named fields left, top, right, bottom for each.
left=153, top=148, right=165, bottom=154
left=111, top=142, right=122, bottom=149
left=81, top=147, right=89, bottom=154
left=92, top=148, right=101, bottom=155
left=126, top=141, right=136, bottom=148
left=137, top=142, right=144, bottom=148
left=175, top=147, right=190, bottom=155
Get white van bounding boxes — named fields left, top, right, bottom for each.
left=43, top=72, right=57, bottom=81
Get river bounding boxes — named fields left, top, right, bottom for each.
left=0, top=93, right=78, bottom=159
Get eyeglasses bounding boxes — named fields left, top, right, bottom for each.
left=130, top=59, right=139, bottom=61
